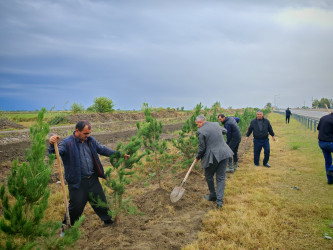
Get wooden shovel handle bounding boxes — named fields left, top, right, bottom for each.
left=325, top=104, right=331, bottom=114
left=54, top=142, right=71, bottom=227
left=181, top=159, right=196, bottom=185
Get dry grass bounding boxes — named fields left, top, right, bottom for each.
left=184, top=113, right=333, bottom=250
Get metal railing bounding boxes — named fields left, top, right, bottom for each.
left=273, top=110, right=319, bottom=133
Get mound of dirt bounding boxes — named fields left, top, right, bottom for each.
left=66, top=111, right=189, bottom=124
left=0, top=119, right=24, bottom=129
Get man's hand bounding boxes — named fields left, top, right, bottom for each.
left=245, top=136, right=249, bottom=142
left=272, top=136, right=276, bottom=141
left=49, top=135, right=60, bottom=145
left=124, top=154, right=130, bottom=160
left=194, top=158, right=199, bottom=163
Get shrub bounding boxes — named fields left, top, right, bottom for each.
left=88, top=96, right=115, bottom=113
left=71, top=102, right=85, bottom=113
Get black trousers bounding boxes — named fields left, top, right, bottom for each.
left=64, top=175, right=111, bottom=225
left=228, top=139, right=241, bottom=163
left=286, top=115, right=290, bottom=124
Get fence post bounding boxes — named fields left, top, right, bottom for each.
left=310, top=119, right=312, bottom=131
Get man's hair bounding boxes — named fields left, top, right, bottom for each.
left=195, top=115, right=206, bottom=122
left=256, top=110, right=263, bottom=114
left=218, top=114, right=225, bottom=118
left=76, top=120, right=91, bottom=131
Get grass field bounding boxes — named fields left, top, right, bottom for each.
left=185, top=113, right=333, bottom=249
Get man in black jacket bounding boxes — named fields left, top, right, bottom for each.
left=317, top=112, right=333, bottom=184
left=245, top=111, right=276, bottom=167
left=218, top=114, right=241, bottom=173
left=285, top=107, right=291, bottom=124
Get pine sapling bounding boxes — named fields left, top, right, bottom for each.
left=0, top=108, right=82, bottom=249
left=103, top=136, right=145, bottom=221
left=137, top=105, right=167, bottom=188
left=172, top=103, right=203, bottom=168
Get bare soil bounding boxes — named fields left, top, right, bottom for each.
left=73, top=138, right=250, bottom=250
left=0, top=112, right=251, bottom=249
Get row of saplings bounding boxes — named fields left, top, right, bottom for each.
left=0, top=104, right=266, bottom=249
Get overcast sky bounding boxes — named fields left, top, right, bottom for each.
left=0, top=0, right=332, bottom=111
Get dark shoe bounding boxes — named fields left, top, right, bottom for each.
left=254, top=164, right=259, bottom=167
left=204, top=195, right=217, bottom=201
left=216, top=204, right=223, bottom=210
left=327, top=171, right=333, bottom=177
left=328, top=180, right=333, bottom=185
left=104, top=219, right=114, bottom=227
left=263, top=163, right=271, bottom=168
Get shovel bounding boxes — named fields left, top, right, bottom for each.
left=170, top=159, right=196, bottom=203
left=54, top=142, right=71, bottom=228
left=325, top=104, right=331, bottom=114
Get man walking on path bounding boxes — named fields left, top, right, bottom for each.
left=218, top=114, right=241, bottom=173
left=49, top=120, right=130, bottom=227
left=245, top=111, right=276, bottom=167
left=194, top=115, right=234, bottom=210
left=286, top=107, right=291, bottom=124
left=317, top=112, right=333, bottom=184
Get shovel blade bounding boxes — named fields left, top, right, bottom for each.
left=170, top=186, right=185, bottom=203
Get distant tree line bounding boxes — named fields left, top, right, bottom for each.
left=312, top=98, right=332, bottom=109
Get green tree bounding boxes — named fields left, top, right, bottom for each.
left=265, top=102, right=272, bottom=109
left=211, top=101, right=221, bottom=109
left=208, top=106, right=220, bottom=123
left=234, top=108, right=257, bottom=135
left=103, top=136, right=145, bottom=221
left=172, top=103, right=203, bottom=168
left=319, top=98, right=330, bottom=108
left=71, top=102, right=85, bottom=113
left=137, top=104, right=167, bottom=188
left=141, top=102, right=149, bottom=111
left=0, top=108, right=82, bottom=249
left=312, top=99, right=320, bottom=108
left=88, top=96, right=114, bottom=113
